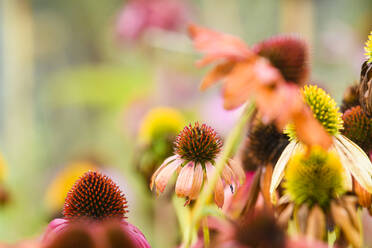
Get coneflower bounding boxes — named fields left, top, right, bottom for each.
left=342, top=106, right=372, bottom=153
left=253, top=35, right=309, bottom=85
left=43, top=171, right=150, bottom=248
left=271, top=85, right=372, bottom=202
left=135, top=107, right=185, bottom=184
left=277, top=147, right=361, bottom=247
left=150, top=122, right=245, bottom=208
left=241, top=119, right=289, bottom=171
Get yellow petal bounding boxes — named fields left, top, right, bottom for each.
left=334, top=135, right=372, bottom=193
left=270, top=141, right=299, bottom=203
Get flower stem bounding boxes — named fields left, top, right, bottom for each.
left=183, top=102, right=255, bottom=247
left=202, top=217, right=210, bottom=248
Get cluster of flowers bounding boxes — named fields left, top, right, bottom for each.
left=2, top=24, right=371, bottom=248
left=148, top=28, right=372, bottom=248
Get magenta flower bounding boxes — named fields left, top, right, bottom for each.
left=42, top=171, right=150, bottom=248
left=116, top=0, right=188, bottom=41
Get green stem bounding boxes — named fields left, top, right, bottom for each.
left=202, top=217, right=210, bottom=248
left=183, top=102, right=255, bottom=247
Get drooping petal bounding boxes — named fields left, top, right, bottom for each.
left=270, top=141, right=300, bottom=203
left=227, top=159, right=246, bottom=185
left=205, top=163, right=224, bottom=208
left=175, top=162, right=195, bottom=198
left=221, top=164, right=234, bottom=186
left=154, top=158, right=182, bottom=193
left=334, top=134, right=372, bottom=193
left=150, top=154, right=178, bottom=189
left=200, top=61, right=235, bottom=91
left=188, top=24, right=253, bottom=67
left=189, top=163, right=204, bottom=200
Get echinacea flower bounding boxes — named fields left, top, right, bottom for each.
left=277, top=147, right=360, bottom=247
left=240, top=118, right=289, bottom=172
left=43, top=171, right=150, bottom=248
left=135, top=107, right=185, bottom=182
left=342, top=105, right=372, bottom=153
left=44, top=161, right=97, bottom=217
left=270, top=85, right=372, bottom=202
left=116, top=0, right=188, bottom=42
left=188, top=24, right=331, bottom=148
left=138, top=107, right=185, bottom=145
left=150, top=122, right=245, bottom=208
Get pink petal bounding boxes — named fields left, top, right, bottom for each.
left=175, top=162, right=194, bottom=198
left=42, top=218, right=69, bottom=244
left=205, top=163, right=224, bottom=208
left=155, top=158, right=182, bottom=193
left=150, top=155, right=178, bottom=189
left=189, top=163, right=204, bottom=200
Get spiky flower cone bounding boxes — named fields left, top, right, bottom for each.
left=284, top=147, right=346, bottom=208
left=63, top=171, right=128, bottom=220
left=340, top=84, right=360, bottom=113
left=253, top=35, right=309, bottom=85
left=342, top=105, right=372, bottom=153
left=43, top=171, right=150, bottom=248
left=241, top=121, right=289, bottom=171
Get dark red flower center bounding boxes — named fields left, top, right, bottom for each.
left=63, top=171, right=128, bottom=221
left=174, top=123, right=222, bottom=164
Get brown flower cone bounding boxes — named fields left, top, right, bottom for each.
left=331, top=200, right=362, bottom=248
left=353, top=178, right=372, bottom=208
left=305, top=206, right=325, bottom=241
left=260, top=164, right=273, bottom=208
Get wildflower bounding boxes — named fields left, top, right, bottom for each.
left=271, top=85, right=372, bottom=202
left=188, top=24, right=331, bottom=147
left=43, top=171, right=150, bottom=248
left=365, top=31, right=372, bottom=64
left=277, top=147, right=360, bottom=247
left=284, top=147, right=346, bottom=208
left=240, top=119, right=289, bottom=172
left=150, top=123, right=244, bottom=208
left=135, top=107, right=185, bottom=182
left=342, top=106, right=372, bottom=153
left=138, top=107, right=185, bottom=145
left=45, top=161, right=97, bottom=216
left=116, top=0, right=188, bottom=42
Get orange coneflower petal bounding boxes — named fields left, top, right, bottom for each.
left=150, top=155, right=179, bottom=190
left=200, top=61, right=236, bottom=91
left=188, top=24, right=253, bottom=67
left=221, top=164, right=234, bottom=186
left=228, top=159, right=246, bottom=186
left=189, top=163, right=204, bottom=200
left=154, top=158, right=182, bottom=194
left=175, top=162, right=195, bottom=198
left=206, top=163, right=225, bottom=208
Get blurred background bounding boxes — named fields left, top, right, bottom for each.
left=0, top=0, right=371, bottom=247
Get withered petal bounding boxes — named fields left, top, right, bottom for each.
left=175, top=162, right=195, bottom=198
